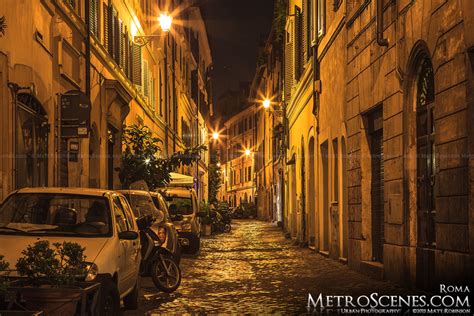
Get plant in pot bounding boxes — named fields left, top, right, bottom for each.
left=198, top=202, right=212, bottom=236
left=15, top=240, right=87, bottom=316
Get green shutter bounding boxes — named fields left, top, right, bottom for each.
left=103, top=3, right=109, bottom=48
left=131, top=44, right=142, bottom=85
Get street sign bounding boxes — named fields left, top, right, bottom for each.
left=60, top=90, right=91, bottom=138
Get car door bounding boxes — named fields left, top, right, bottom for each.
left=111, top=195, right=135, bottom=293
left=119, top=195, right=141, bottom=279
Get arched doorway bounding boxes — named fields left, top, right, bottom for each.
left=15, top=93, right=48, bottom=189
left=414, top=55, right=436, bottom=290
left=300, top=138, right=306, bottom=243
left=308, top=137, right=316, bottom=247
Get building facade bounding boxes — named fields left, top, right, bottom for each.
left=274, top=0, right=474, bottom=288
left=253, top=27, right=285, bottom=223
left=219, top=106, right=256, bottom=207
left=0, top=0, right=212, bottom=201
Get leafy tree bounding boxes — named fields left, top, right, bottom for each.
left=208, top=163, right=222, bottom=206
left=0, top=255, right=10, bottom=293
left=119, top=124, right=207, bottom=190
left=273, top=0, right=288, bottom=45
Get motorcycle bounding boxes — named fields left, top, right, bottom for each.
left=136, top=214, right=182, bottom=293
left=210, top=210, right=231, bottom=233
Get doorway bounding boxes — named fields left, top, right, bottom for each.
left=308, top=137, right=316, bottom=247
left=368, top=108, right=384, bottom=263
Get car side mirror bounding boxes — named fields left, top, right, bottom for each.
left=118, top=231, right=139, bottom=240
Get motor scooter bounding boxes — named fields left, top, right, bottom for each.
left=136, top=214, right=182, bottom=293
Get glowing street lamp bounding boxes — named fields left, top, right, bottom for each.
left=216, top=162, right=221, bottom=167
left=263, top=99, right=271, bottom=109
left=158, top=13, right=173, bottom=33
left=245, top=149, right=251, bottom=157
left=212, top=132, right=220, bottom=140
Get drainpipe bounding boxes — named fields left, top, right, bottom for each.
left=376, top=0, right=389, bottom=47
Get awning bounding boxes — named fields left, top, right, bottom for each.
left=168, top=172, right=195, bottom=186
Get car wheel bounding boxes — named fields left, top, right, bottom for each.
left=99, top=278, right=121, bottom=316
left=151, top=255, right=181, bottom=293
left=123, top=279, right=139, bottom=310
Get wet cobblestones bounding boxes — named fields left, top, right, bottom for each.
left=125, top=220, right=410, bottom=315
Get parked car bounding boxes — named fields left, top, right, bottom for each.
left=158, top=187, right=201, bottom=254
left=118, top=190, right=181, bottom=263
left=0, top=187, right=141, bottom=314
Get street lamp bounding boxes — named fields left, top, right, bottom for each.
left=158, top=13, right=173, bottom=33
left=263, top=99, right=271, bottom=109
left=245, top=149, right=251, bottom=157
left=212, top=131, right=220, bottom=141
left=133, top=12, right=173, bottom=46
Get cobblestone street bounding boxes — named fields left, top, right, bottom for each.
left=125, top=220, right=411, bottom=314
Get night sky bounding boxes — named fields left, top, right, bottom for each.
left=199, top=0, right=275, bottom=113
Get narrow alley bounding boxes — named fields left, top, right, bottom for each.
left=127, top=220, right=410, bottom=314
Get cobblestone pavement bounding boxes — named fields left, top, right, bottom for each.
left=125, top=220, right=411, bottom=315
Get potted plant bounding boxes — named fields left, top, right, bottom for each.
left=14, top=240, right=87, bottom=316
left=199, top=202, right=212, bottom=236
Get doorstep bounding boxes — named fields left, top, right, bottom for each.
left=360, top=260, right=384, bottom=280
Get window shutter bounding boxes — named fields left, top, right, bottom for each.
left=125, top=30, right=131, bottom=79
left=131, top=44, right=142, bottom=85
left=114, top=16, right=120, bottom=65
left=103, top=3, right=109, bottom=48
left=107, top=5, right=114, bottom=56
left=302, top=0, right=308, bottom=62
left=294, top=6, right=303, bottom=80
left=284, top=20, right=294, bottom=102
left=143, top=59, right=150, bottom=98
left=89, top=0, right=96, bottom=36
left=119, top=22, right=125, bottom=69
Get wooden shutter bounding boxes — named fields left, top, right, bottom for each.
left=89, top=0, right=96, bottom=36
left=107, top=5, right=114, bottom=56
left=143, top=59, right=150, bottom=98
left=125, top=30, right=130, bottom=78
left=131, top=44, right=142, bottom=85
left=284, top=19, right=294, bottom=102
left=119, top=21, right=125, bottom=69
left=103, top=3, right=109, bottom=48
left=114, top=16, right=120, bottom=65
left=302, top=0, right=308, bottom=62
left=294, top=6, right=302, bottom=81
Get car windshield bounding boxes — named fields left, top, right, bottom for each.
left=165, top=196, right=194, bottom=216
left=151, top=195, right=171, bottom=222
left=123, top=193, right=164, bottom=222
left=0, top=193, right=111, bottom=237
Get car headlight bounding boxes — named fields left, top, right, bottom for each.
left=157, top=227, right=167, bottom=244
left=84, top=262, right=98, bottom=282
left=181, top=222, right=192, bottom=232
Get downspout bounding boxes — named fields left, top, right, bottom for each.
left=312, top=0, right=320, bottom=250
left=376, top=0, right=389, bottom=47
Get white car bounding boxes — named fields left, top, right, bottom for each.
left=158, top=187, right=201, bottom=254
left=0, top=187, right=141, bottom=314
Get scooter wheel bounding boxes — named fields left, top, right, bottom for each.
left=151, top=255, right=181, bottom=293
left=224, top=224, right=231, bottom=233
